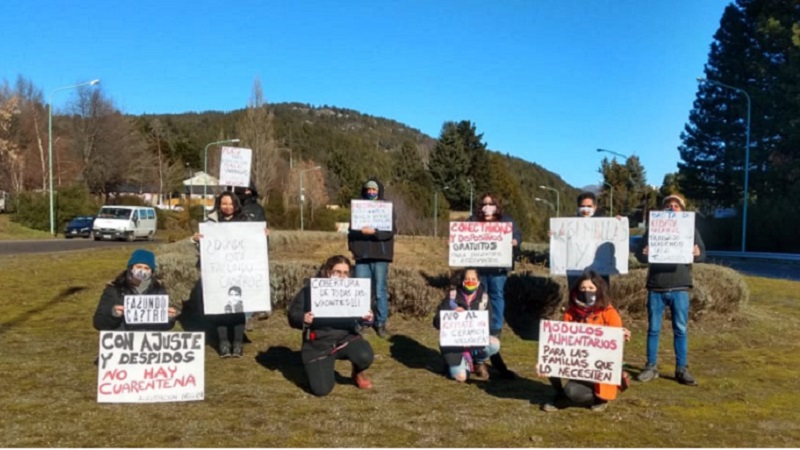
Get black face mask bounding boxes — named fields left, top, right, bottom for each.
left=578, top=291, right=597, bottom=306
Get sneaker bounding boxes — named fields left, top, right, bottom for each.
left=637, top=365, right=659, bottom=382
left=540, top=402, right=559, bottom=412
left=353, top=371, right=373, bottom=390
left=473, top=363, right=490, bottom=381
left=219, top=343, right=232, bottom=358
left=590, top=401, right=609, bottom=412
left=232, top=343, right=243, bottom=358
left=675, top=367, right=698, bottom=386
left=375, top=324, right=389, bottom=339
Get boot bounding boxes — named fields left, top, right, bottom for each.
left=473, top=363, right=490, bottom=381
left=219, top=342, right=232, bottom=358
left=232, top=343, right=243, bottom=358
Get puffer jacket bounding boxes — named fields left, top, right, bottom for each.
left=347, top=177, right=397, bottom=262
left=93, top=270, right=176, bottom=331
left=563, top=303, right=623, bottom=401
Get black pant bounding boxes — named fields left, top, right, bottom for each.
left=549, top=377, right=596, bottom=406
left=208, top=313, right=245, bottom=348
left=303, top=337, right=374, bottom=397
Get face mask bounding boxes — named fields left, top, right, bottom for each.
left=366, top=192, right=378, bottom=200
left=482, top=205, right=497, bottom=216
left=578, top=291, right=597, bottom=306
left=462, top=281, right=479, bottom=293
left=131, top=267, right=152, bottom=282
left=578, top=206, right=595, bottom=217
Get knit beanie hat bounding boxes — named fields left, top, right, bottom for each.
left=127, top=249, right=157, bottom=271
left=364, top=180, right=379, bottom=190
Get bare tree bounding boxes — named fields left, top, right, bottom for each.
left=0, top=86, right=23, bottom=192
left=238, top=78, right=278, bottom=200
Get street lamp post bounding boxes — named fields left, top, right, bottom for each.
left=534, top=197, right=555, bottom=213
left=299, top=166, right=321, bottom=231
left=538, top=185, right=560, bottom=217
left=603, top=182, right=614, bottom=216
left=48, top=79, right=100, bottom=237
left=697, top=77, right=751, bottom=253
left=203, top=138, right=240, bottom=221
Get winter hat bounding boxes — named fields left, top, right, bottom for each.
left=127, top=249, right=157, bottom=271
left=364, top=180, right=379, bottom=190
left=662, top=194, right=686, bottom=210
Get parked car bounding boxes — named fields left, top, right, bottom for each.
left=65, top=216, right=96, bottom=239
left=92, top=206, right=157, bottom=241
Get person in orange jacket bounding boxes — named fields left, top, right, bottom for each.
left=541, top=270, right=631, bottom=412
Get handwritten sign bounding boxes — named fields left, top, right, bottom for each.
left=536, top=320, right=623, bottom=385
left=439, top=310, right=490, bottom=347
left=310, top=278, right=371, bottom=318
left=97, top=331, right=205, bottom=403
left=350, top=200, right=393, bottom=231
left=199, top=222, right=270, bottom=314
left=549, top=218, right=630, bottom=276
left=124, top=295, right=169, bottom=324
left=647, top=211, right=695, bottom=264
left=218, top=146, right=252, bottom=187
left=448, top=221, right=514, bottom=267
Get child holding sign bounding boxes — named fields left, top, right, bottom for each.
left=288, top=255, right=375, bottom=397
left=433, top=269, right=500, bottom=382
left=93, top=249, right=178, bottom=331
left=540, top=270, right=630, bottom=412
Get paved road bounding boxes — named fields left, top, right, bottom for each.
left=708, top=257, right=800, bottom=282
left=0, top=237, right=156, bottom=256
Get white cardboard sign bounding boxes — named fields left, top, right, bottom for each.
left=97, top=331, right=205, bottom=403
left=549, top=217, right=630, bottom=275
left=218, top=146, right=252, bottom=188
left=310, top=277, right=371, bottom=318
left=199, top=222, right=271, bottom=314
left=448, top=221, right=514, bottom=268
left=439, top=310, right=490, bottom=347
left=537, top=320, right=624, bottom=385
left=350, top=200, right=393, bottom=231
left=647, top=211, right=695, bottom=264
left=124, top=295, right=170, bottom=324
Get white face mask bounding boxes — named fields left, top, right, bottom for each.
left=578, top=206, right=595, bottom=217
left=130, top=267, right=152, bottom=282
left=482, top=205, right=497, bottom=216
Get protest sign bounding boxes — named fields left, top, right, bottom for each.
left=549, top=217, right=630, bottom=276
left=97, top=331, right=205, bottom=403
left=124, top=295, right=169, bottom=324
left=536, top=320, right=624, bottom=385
left=309, top=277, right=371, bottom=318
left=448, top=221, right=514, bottom=268
left=647, top=211, right=695, bottom=264
left=199, top=222, right=270, bottom=314
left=350, top=200, right=393, bottom=231
left=218, top=146, right=252, bottom=188
left=439, top=310, right=490, bottom=347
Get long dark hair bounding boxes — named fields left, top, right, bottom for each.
left=569, top=270, right=611, bottom=309
left=319, top=255, right=352, bottom=277
left=476, top=192, right=504, bottom=221
left=212, top=191, right=243, bottom=220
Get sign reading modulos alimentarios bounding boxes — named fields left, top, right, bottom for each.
left=549, top=217, right=630, bottom=276
left=218, top=146, right=252, bottom=188
left=448, top=221, right=514, bottom=268
left=647, top=211, right=695, bottom=264
left=97, top=331, right=205, bottom=403
left=536, top=320, right=623, bottom=385
left=124, top=295, right=170, bottom=324
left=199, top=222, right=270, bottom=314
left=439, top=310, right=490, bottom=347
left=310, top=277, right=371, bottom=318
left=350, top=200, right=393, bottom=232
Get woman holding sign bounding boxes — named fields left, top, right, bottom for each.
left=93, top=249, right=178, bottom=331
left=540, top=270, right=631, bottom=412
left=433, top=269, right=500, bottom=382
left=288, top=255, right=375, bottom=397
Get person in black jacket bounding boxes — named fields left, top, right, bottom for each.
left=288, top=255, right=375, bottom=397
left=347, top=177, right=396, bottom=338
left=433, top=269, right=500, bottom=382
left=234, top=182, right=267, bottom=223
left=634, top=194, right=706, bottom=386
left=93, top=249, right=178, bottom=331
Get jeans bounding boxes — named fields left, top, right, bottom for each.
left=447, top=338, right=501, bottom=379
left=479, top=272, right=508, bottom=335
left=355, top=261, right=389, bottom=326
left=646, top=289, right=690, bottom=369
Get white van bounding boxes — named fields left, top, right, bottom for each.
left=92, top=206, right=157, bottom=241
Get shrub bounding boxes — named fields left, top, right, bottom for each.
left=12, top=185, right=101, bottom=233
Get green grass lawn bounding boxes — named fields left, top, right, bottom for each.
left=0, top=214, right=52, bottom=240
left=0, top=248, right=798, bottom=447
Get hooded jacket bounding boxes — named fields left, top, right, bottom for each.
left=93, top=270, right=175, bottom=331
left=634, top=227, right=706, bottom=290
left=347, top=177, right=397, bottom=262
left=433, top=285, right=492, bottom=367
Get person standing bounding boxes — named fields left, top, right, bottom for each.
left=634, top=194, right=706, bottom=386
left=576, top=191, right=602, bottom=218
left=235, top=182, right=267, bottom=222
left=348, top=177, right=396, bottom=338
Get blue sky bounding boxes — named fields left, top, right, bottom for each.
left=1, top=0, right=731, bottom=189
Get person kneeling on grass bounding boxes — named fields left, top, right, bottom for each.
left=93, top=249, right=178, bottom=332
left=540, top=270, right=631, bottom=412
left=288, top=255, right=375, bottom=397
left=433, top=268, right=500, bottom=382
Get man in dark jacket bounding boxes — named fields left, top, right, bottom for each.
left=347, top=177, right=396, bottom=338
left=634, top=194, right=706, bottom=386
left=234, top=182, right=267, bottom=223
